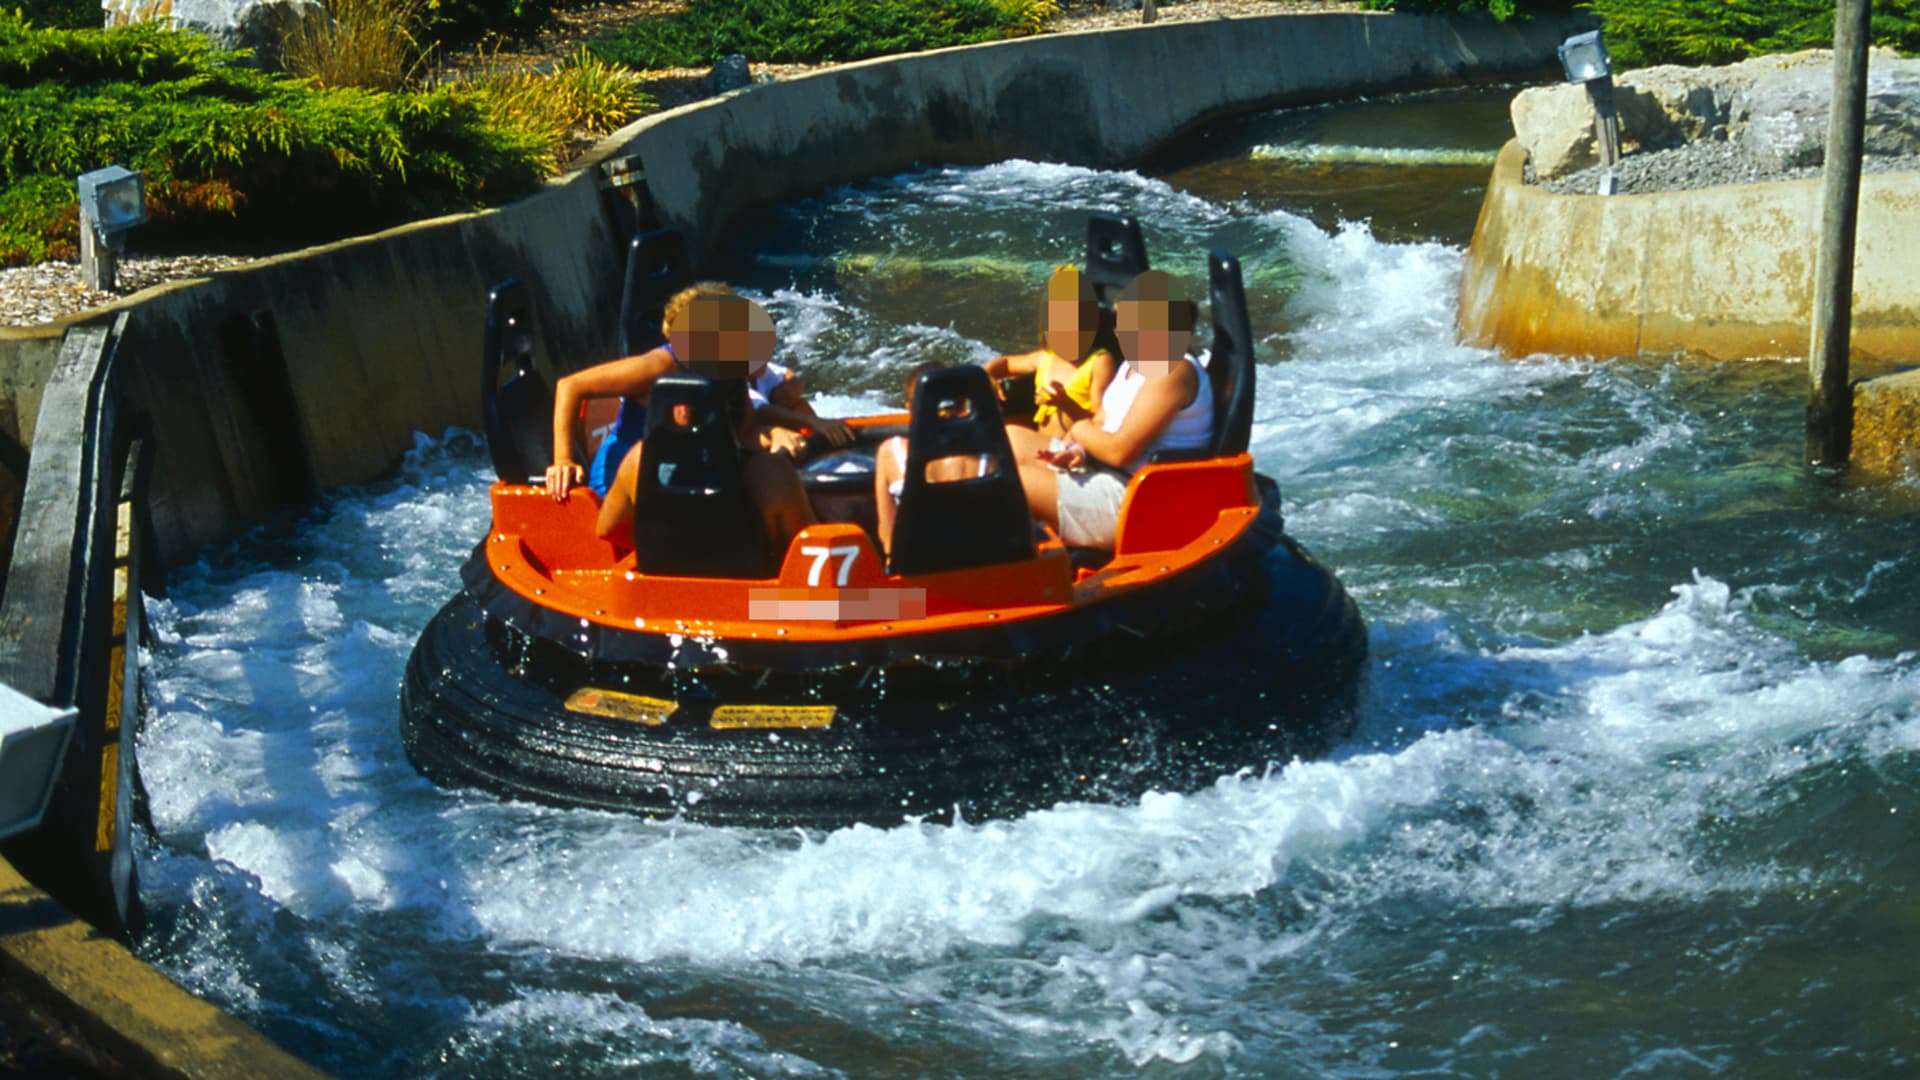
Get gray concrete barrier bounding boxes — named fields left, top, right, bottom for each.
left=1458, top=139, right=1920, bottom=365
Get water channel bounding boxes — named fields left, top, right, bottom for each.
left=134, top=86, right=1920, bottom=1076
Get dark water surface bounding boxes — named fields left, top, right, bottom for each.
left=135, top=88, right=1920, bottom=1077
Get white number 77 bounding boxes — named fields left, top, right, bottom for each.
left=800, top=544, right=861, bottom=587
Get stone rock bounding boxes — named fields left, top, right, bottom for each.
left=1511, top=82, right=1591, bottom=179
left=704, top=54, right=753, bottom=96
left=1735, top=57, right=1920, bottom=172
left=109, top=0, right=326, bottom=65
left=1514, top=48, right=1920, bottom=181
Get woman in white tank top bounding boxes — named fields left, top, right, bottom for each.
left=1013, top=271, right=1214, bottom=549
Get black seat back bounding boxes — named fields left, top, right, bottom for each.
left=617, top=229, right=691, bottom=358
left=480, top=279, right=556, bottom=482
left=630, top=375, right=776, bottom=579
left=889, top=366, right=1036, bottom=576
left=1205, top=250, right=1256, bottom=456
left=1084, top=213, right=1149, bottom=308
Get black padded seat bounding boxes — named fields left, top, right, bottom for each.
left=480, top=278, right=557, bottom=483
left=617, top=229, right=691, bottom=358
left=888, top=366, right=1036, bottom=577
left=1148, top=250, right=1257, bottom=464
left=629, top=375, right=777, bottom=579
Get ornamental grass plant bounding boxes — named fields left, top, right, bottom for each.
left=279, top=0, right=430, bottom=92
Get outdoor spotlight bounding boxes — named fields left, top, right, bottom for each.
left=76, top=165, right=146, bottom=290
left=78, top=165, right=147, bottom=245
left=1558, top=30, right=1611, bottom=85
left=0, top=681, right=76, bottom=841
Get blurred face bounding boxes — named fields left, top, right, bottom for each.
left=668, top=294, right=776, bottom=378
left=1115, top=296, right=1192, bottom=376
left=1040, top=267, right=1097, bottom=361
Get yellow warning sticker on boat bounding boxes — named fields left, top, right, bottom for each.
left=564, top=687, right=677, bottom=725
left=709, top=705, right=836, bottom=730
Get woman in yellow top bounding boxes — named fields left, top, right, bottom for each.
left=984, top=266, right=1118, bottom=461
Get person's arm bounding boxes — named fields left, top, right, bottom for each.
left=1063, top=363, right=1198, bottom=472
left=766, top=376, right=854, bottom=448
left=984, top=348, right=1046, bottom=382
left=545, top=347, right=674, bottom=500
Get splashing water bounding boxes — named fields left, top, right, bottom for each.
left=137, top=131, right=1920, bottom=1075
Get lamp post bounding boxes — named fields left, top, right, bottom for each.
left=1559, top=30, right=1621, bottom=195
left=0, top=682, right=76, bottom=841
left=76, top=165, right=147, bottom=292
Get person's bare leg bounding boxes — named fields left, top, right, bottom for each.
left=874, top=436, right=905, bottom=556
left=1004, top=423, right=1051, bottom=463
left=595, top=439, right=645, bottom=540
left=1015, top=458, right=1061, bottom=532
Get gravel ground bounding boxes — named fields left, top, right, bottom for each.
left=1540, top=140, right=1920, bottom=195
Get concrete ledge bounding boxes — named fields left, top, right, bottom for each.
left=1853, top=368, right=1920, bottom=477
left=1, top=853, right=323, bottom=1079
left=1458, top=139, right=1920, bottom=364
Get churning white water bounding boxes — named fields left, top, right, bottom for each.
left=137, top=144, right=1920, bottom=1076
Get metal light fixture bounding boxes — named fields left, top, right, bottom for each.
left=1560, top=30, right=1621, bottom=196
left=0, top=682, right=76, bottom=841
left=77, top=164, right=146, bottom=290
left=1558, top=29, right=1612, bottom=84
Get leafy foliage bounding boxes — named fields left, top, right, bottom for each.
left=1358, top=0, right=1579, bottom=19
left=0, top=11, right=550, bottom=265
left=451, top=46, right=653, bottom=171
left=588, top=0, right=1058, bottom=69
left=1581, top=0, right=1920, bottom=67
left=421, top=0, right=556, bottom=50
left=10, top=0, right=97, bottom=31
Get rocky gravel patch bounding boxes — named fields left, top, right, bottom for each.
left=1538, top=142, right=1920, bottom=196
left=0, top=255, right=253, bottom=329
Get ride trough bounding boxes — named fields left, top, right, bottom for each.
left=400, top=216, right=1367, bottom=828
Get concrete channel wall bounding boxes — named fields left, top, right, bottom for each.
left=0, top=11, right=1583, bottom=578
left=1459, top=139, right=1920, bottom=364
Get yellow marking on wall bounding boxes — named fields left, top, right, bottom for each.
left=104, top=647, right=124, bottom=734
left=95, top=744, right=119, bottom=853
left=112, top=567, right=129, bottom=635
left=709, top=705, right=836, bottom=730
left=564, top=687, right=676, bottom=725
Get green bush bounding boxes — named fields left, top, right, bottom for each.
left=1358, top=0, right=1579, bottom=19
left=588, top=0, right=1056, bottom=69
left=11, top=0, right=98, bottom=31
left=0, top=12, right=548, bottom=265
left=1581, top=0, right=1920, bottom=67
left=421, top=0, right=555, bottom=49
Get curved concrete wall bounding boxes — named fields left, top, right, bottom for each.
left=0, top=11, right=1582, bottom=574
left=1458, top=139, right=1920, bottom=364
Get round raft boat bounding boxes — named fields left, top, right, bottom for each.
left=401, top=218, right=1367, bottom=828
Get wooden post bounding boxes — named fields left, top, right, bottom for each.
left=78, top=222, right=117, bottom=292
left=1807, top=0, right=1872, bottom=468
left=1143, top=0, right=1157, bottom=24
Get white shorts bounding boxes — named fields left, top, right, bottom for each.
left=1054, top=467, right=1128, bottom=549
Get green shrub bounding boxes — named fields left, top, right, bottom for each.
left=588, top=0, right=1057, bottom=70
left=1581, top=0, right=1920, bottom=67
left=0, top=12, right=549, bottom=265
left=12, top=0, right=98, bottom=31
left=421, top=0, right=555, bottom=50
left=1358, top=0, right=1579, bottom=19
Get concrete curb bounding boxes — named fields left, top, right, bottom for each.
left=1, top=853, right=324, bottom=1079
left=1458, top=138, right=1920, bottom=365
